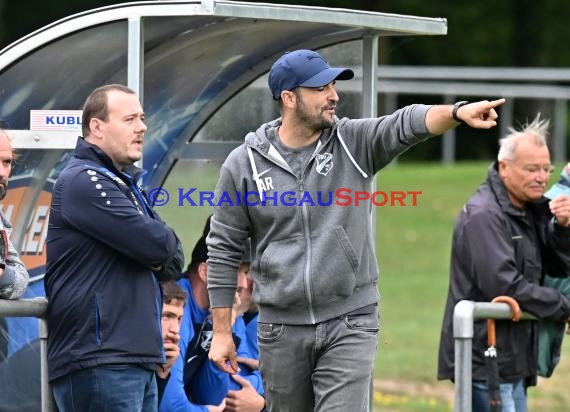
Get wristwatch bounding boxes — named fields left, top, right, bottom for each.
left=452, top=101, right=469, bottom=124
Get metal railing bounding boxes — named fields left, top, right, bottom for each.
left=453, top=300, right=536, bottom=412
left=0, top=298, right=53, bottom=412
left=3, top=297, right=538, bottom=411
left=1, top=295, right=374, bottom=412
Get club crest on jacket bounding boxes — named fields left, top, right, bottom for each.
left=315, top=153, right=333, bottom=176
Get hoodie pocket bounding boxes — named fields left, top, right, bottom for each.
left=259, top=235, right=306, bottom=309
left=258, top=225, right=359, bottom=308
left=310, top=225, right=359, bottom=305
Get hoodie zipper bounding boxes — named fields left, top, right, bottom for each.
left=299, top=178, right=316, bottom=324
left=248, top=142, right=319, bottom=323
left=298, top=145, right=329, bottom=325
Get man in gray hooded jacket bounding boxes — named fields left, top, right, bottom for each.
left=206, top=49, right=505, bottom=412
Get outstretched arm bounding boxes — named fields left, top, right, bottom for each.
left=425, top=98, right=506, bottom=135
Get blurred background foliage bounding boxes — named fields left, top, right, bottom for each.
left=2, top=0, right=570, bottom=67
left=4, top=0, right=570, bottom=162
left=1, top=0, right=569, bottom=162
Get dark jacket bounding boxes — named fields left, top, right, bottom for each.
left=45, top=138, right=183, bottom=381
left=438, top=162, right=570, bottom=386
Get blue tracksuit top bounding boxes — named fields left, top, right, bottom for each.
left=159, top=278, right=263, bottom=411
left=45, top=137, right=180, bottom=381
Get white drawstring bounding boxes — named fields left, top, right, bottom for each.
left=336, top=125, right=368, bottom=178
left=247, top=146, right=265, bottom=202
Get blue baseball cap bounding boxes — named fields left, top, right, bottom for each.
left=268, top=49, right=354, bottom=100
left=545, top=164, right=570, bottom=199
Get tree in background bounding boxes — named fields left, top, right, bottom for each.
left=1, top=0, right=569, bottom=160
left=2, top=0, right=569, bottom=67
left=0, top=0, right=117, bottom=49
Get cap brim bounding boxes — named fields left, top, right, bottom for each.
left=299, top=67, right=354, bottom=88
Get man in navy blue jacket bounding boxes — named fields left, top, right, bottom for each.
left=45, top=84, right=184, bottom=412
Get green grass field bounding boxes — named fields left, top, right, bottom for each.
left=159, top=160, right=570, bottom=411
left=375, top=162, right=485, bottom=379
left=374, top=162, right=570, bottom=411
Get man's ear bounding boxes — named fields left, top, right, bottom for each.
left=281, top=90, right=297, bottom=108
left=498, top=160, right=507, bottom=175
left=89, top=118, right=104, bottom=139
left=198, top=261, right=208, bottom=283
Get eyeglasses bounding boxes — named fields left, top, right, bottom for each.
left=507, top=160, right=555, bottom=175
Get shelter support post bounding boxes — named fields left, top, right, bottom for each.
left=452, top=300, right=534, bottom=412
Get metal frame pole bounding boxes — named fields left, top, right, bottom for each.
left=0, top=298, right=51, bottom=410
left=453, top=300, right=475, bottom=412
left=39, top=317, right=55, bottom=412
left=362, top=34, right=379, bottom=412
left=452, top=300, right=535, bottom=412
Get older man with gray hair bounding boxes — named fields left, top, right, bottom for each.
left=438, top=115, right=570, bottom=412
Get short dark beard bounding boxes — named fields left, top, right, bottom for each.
left=293, top=92, right=334, bottom=131
left=0, top=184, right=6, bottom=201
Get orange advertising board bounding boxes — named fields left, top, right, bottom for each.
left=0, top=183, right=51, bottom=275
